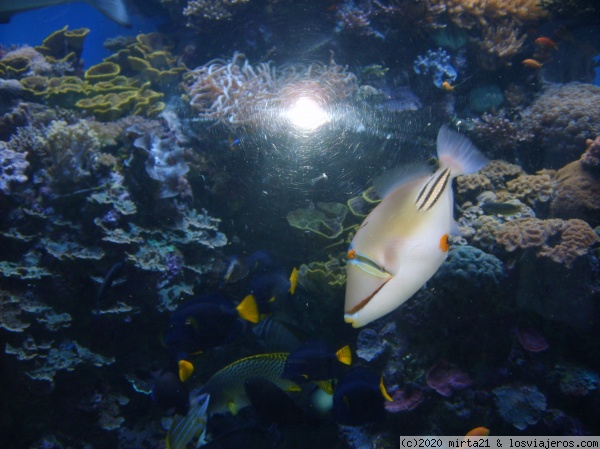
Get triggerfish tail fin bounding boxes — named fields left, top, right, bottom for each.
left=314, top=379, right=335, bottom=395
left=436, top=125, right=488, bottom=178
left=178, top=360, right=194, bottom=382
left=336, top=345, right=352, bottom=366
left=288, top=267, right=299, bottom=295
left=89, top=0, right=132, bottom=27
left=237, top=294, right=260, bottom=323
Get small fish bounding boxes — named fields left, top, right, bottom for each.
left=164, top=294, right=259, bottom=365
left=534, top=37, right=558, bottom=50
left=289, top=267, right=299, bottom=294
left=522, top=58, right=543, bottom=69
left=344, top=126, right=488, bottom=327
left=178, top=360, right=194, bottom=382
left=442, top=81, right=455, bottom=92
left=201, top=353, right=298, bottom=416
left=94, top=261, right=124, bottom=316
left=252, top=316, right=304, bottom=353
left=0, top=0, right=131, bottom=27
left=332, top=368, right=387, bottom=426
left=465, top=427, right=490, bottom=437
left=282, top=340, right=351, bottom=383
left=480, top=201, right=522, bottom=216
left=166, top=393, right=210, bottom=449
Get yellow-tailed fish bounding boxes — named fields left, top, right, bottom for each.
left=178, top=360, right=194, bottom=382
left=202, top=353, right=298, bottom=416
left=166, top=393, right=210, bottom=449
left=344, top=125, right=488, bottom=327
left=289, top=267, right=299, bottom=294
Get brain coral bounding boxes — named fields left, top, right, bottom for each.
left=434, top=244, right=505, bottom=289
left=495, top=217, right=599, bottom=268
left=551, top=160, right=600, bottom=227
left=519, top=83, right=600, bottom=168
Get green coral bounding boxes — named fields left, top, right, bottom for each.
left=287, top=202, right=349, bottom=238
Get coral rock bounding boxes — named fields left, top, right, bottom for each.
left=551, top=160, right=600, bottom=227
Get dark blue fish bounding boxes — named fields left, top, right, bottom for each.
left=244, top=377, right=308, bottom=426
left=165, top=294, right=259, bottom=362
left=151, top=369, right=189, bottom=416
left=250, top=268, right=292, bottom=313
left=282, top=341, right=351, bottom=383
left=332, top=368, right=385, bottom=426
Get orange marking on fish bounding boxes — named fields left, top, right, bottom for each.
left=439, top=234, right=449, bottom=253
left=441, top=81, right=455, bottom=92
left=534, top=37, right=558, bottom=50
left=522, top=59, right=543, bottom=69
left=348, top=249, right=356, bottom=259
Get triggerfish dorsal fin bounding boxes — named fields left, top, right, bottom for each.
left=288, top=267, right=299, bottom=295
left=436, top=125, right=488, bottom=177
left=178, top=360, right=194, bottom=382
left=373, top=163, right=432, bottom=199
left=336, top=345, right=352, bottom=366
left=236, top=294, right=259, bottom=323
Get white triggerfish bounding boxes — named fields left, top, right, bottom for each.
left=344, top=125, right=488, bottom=328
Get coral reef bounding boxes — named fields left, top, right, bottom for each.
left=0, top=141, right=29, bottom=194
left=493, top=385, right=547, bottom=430
left=287, top=202, right=349, bottom=239
left=519, top=83, right=600, bottom=168
left=495, top=217, right=599, bottom=268
left=413, top=48, right=457, bottom=89
left=426, top=360, right=473, bottom=397
left=551, top=160, right=600, bottom=227
left=184, top=0, right=250, bottom=24
left=183, top=52, right=358, bottom=125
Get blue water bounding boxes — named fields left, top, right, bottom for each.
left=0, top=3, right=160, bottom=66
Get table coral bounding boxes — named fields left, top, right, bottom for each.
left=287, top=202, right=349, bottom=239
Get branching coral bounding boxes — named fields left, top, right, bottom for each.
left=133, top=133, right=190, bottom=199
left=183, top=0, right=250, bottom=24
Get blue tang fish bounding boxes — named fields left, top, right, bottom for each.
left=344, top=125, right=488, bottom=327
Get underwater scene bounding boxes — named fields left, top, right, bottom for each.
left=1, top=0, right=600, bottom=448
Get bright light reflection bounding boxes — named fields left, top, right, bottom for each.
left=284, top=96, right=329, bottom=131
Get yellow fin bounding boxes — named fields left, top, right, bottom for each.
left=285, top=384, right=302, bottom=392
left=178, top=360, right=194, bottom=382
left=314, top=379, right=334, bottom=395
left=227, top=400, right=239, bottom=416
left=236, top=294, right=259, bottom=323
left=336, top=345, right=352, bottom=365
left=268, top=296, right=276, bottom=303
left=289, top=267, right=298, bottom=294
left=379, top=376, right=393, bottom=402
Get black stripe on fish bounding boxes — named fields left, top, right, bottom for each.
left=415, top=168, right=451, bottom=212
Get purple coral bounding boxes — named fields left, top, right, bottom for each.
left=385, top=388, right=424, bottom=412
left=426, top=360, right=473, bottom=397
